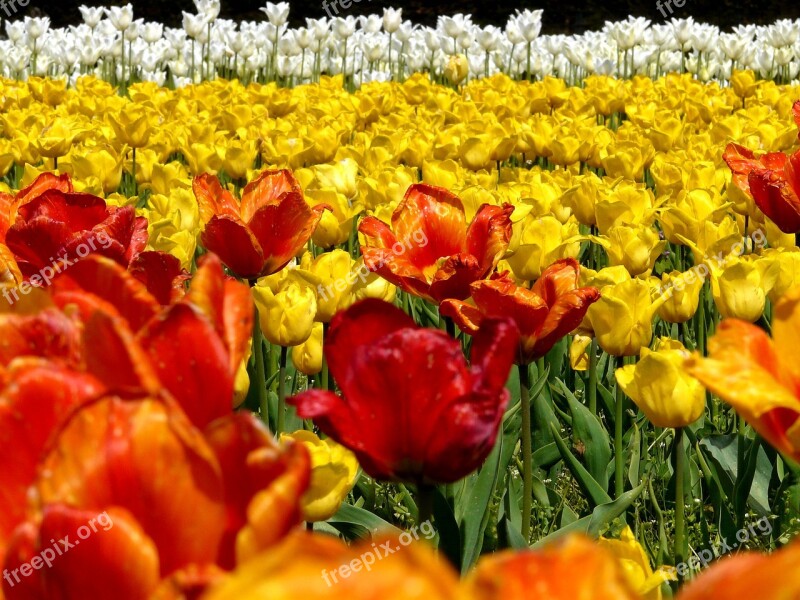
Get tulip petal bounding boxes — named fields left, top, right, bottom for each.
left=201, top=215, right=265, bottom=279
left=128, top=251, right=189, bottom=306
left=138, top=303, right=233, bottom=429
left=36, top=396, right=226, bottom=575
left=240, top=169, right=301, bottom=224
left=466, top=203, right=514, bottom=273
left=0, top=309, right=81, bottom=366
left=193, top=173, right=240, bottom=224
left=439, top=299, right=485, bottom=335
left=2, top=505, right=161, bottom=600
left=428, top=253, right=484, bottom=302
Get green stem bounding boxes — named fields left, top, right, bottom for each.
left=321, top=321, right=330, bottom=390
left=674, top=427, right=687, bottom=573
left=519, top=364, right=532, bottom=541
left=417, top=484, right=435, bottom=525
left=615, top=355, right=625, bottom=498
left=276, top=345, right=288, bottom=434
left=132, top=147, right=137, bottom=197
left=253, top=308, right=269, bottom=426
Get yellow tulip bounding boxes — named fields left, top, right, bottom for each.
left=592, top=225, right=666, bottom=278
left=588, top=278, right=666, bottom=356
left=598, top=527, right=676, bottom=600
left=253, top=270, right=318, bottom=347
left=506, top=215, right=582, bottom=280
left=292, top=322, right=324, bottom=376
left=660, top=189, right=731, bottom=245
left=764, top=249, right=800, bottom=302
left=615, top=338, right=705, bottom=428
left=107, top=103, right=154, bottom=148
left=280, top=430, right=359, bottom=522
left=569, top=333, right=593, bottom=372
left=655, top=269, right=705, bottom=323
left=595, top=183, right=656, bottom=234
left=709, top=255, right=779, bottom=322
left=601, top=141, right=653, bottom=182
left=562, top=172, right=603, bottom=227
left=300, top=250, right=381, bottom=322
left=69, top=144, right=126, bottom=194
left=444, top=54, right=469, bottom=85
left=730, top=70, right=758, bottom=99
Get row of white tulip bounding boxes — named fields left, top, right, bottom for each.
left=0, top=1, right=797, bottom=88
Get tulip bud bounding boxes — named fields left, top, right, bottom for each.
left=656, top=269, right=706, bottom=323
left=253, top=270, right=318, bottom=347
left=444, top=54, right=469, bottom=85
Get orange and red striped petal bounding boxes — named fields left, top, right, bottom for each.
left=466, top=203, right=514, bottom=273
left=193, top=173, right=240, bottom=224
left=200, top=215, right=265, bottom=280
left=240, top=169, right=301, bottom=224
left=128, top=251, right=189, bottom=306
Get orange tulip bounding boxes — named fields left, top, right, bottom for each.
left=686, top=285, right=800, bottom=462
left=441, top=259, right=600, bottom=364
left=194, top=170, right=327, bottom=279
left=359, top=183, right=513, bottom=304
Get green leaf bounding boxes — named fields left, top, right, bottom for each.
left=554, top=378, right=611, bottom=488
left=504, top=517, right=530, bottom=550
left=328, top=503, right=401, bottom=540
left=628, top=423, right=641, bottom=490
left=432, top=486, right=461, bottom=568
left=549, top=421, right=612, bottom=508
left=459, top=435, right=503, bottom=573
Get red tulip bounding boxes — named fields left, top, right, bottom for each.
left=359, top=184, right=514, bottom=304
left=723, top=142, right=800, bottom=233
left=288, top=299, right=519, bottom=484
left=0, top=172, right=73, bottom=244
left=4, top=187, right=148, bottom=279
left=441, top=259, right=600, bottom=364
left=194, top=170, right=326, bottom=279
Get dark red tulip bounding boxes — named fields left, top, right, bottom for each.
left=288, top=299, right=519, bottom=484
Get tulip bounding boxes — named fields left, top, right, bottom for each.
left=288, top=299, right=518, bottom=485
left=292, top=322, right=323, bottom=376
left=686, top=285, right=800, bottom=463
left=444, top=54, right=469, bottom=85
left=655, top=269, right=705, bottom=323
left=592, top=225, right=666, bottom=278
left=708, top=255, right=778, bottom=322
left=359, top=183, right=513, bottom=304
left=595, top=184, right=656, bottom=234
left=441, top=259, right=600, bottom=365
left=280, top=430, right=359, bottom=522
left=194, top=170, right=326, bottom=280
left=616, top=338, right=705, bottom=428
left=598, top=527, right=676, bottom=600
left=505, top=215, right=583, bottom=281
left=252, top=270, right=318, bottom=347
left=724, top=142, right=800, bottom=233
left=587, top=278, right=666, bottom=357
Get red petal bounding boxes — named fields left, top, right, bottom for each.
left=128, top=251, right=189, bottom=306
left=439, top=299, right=485, bottom=335
left=749, top=171, right=800, bottom=233
left=200, top=215, right=265, bottom=280
left=137, top=303, right=233, bottom=429
left=428, top=253, right=485, bottom=302
left=193, top=174, right=240, bottom=223
left=466, top=203, right=514, bottom=273
left=240, top=169, right=302, bottom=223
left=248, top=192, right=324, bottom=276
left=0, top=309, right=81, bottom=367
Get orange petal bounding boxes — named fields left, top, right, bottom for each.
left=205, top=531, right=462, bottom=600
left=149, top=564, right=226, bottom=600
left=465, top=535, right=639, bottom=600
left=193, top=173, right=240, bottom=224
left=0, top=361, right=104, bottom=558
left=0, top=309, right=81, bottom=367
left=2, top=505, right=161, bottom=600
left=466, top=203, right=514, bottom=273
left=240, top=169, right=302, bottom=224
left=128, top=251, right=189, bottom=306
left=36, top=396, right=226, bottom=576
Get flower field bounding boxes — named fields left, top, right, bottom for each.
left=2, top=2, right=800, bottom=599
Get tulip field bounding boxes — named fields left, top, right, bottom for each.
left=3, top=2, right=800, bottom=599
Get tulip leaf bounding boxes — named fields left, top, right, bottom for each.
left=628, top=423, right=641, bottom=490
left=432, top=486, right=461, bottom=569
left=531, top=483, right=645, bottom=548
left=459, top=435, right=503, bottom=573
left=503, top=517, right=530, bottom=550
left=548, top=421, right=612, bottom=508
left=554, top=378, right=611, bottom=488
left=328, top=503, right=401, bottom=540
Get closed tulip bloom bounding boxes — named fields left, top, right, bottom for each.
left=588, top=278, right=667, bottom=356
left=598, top=527, right=676, bottom=600
left=616, top=338, right=705, bottom=428
left=359, top=183, right=513, bottom=304
left=252, top=270, right=318, bottom=347
left=506, top=215, right=582, bottom=281
left=280, top=430, right=359, bottom=522
left=655, top=269, right=705, bottom=323
left=194, top=170, right=326, bottom=280
left=709, top=255, right=778, bottom=322
left=292, top=321, right=323, bottom=376
left=107, top=103, right=154, bottom=149
left=764, top=249, right=800, bottom=302
left=441, top=259, right=600, bottom=365
left=686, top=286, right=800, bottom=463
left=592, top=225, right=666, bottom=278
left=444, top=54, right=469, bottom=85
left=288, top=299, right=518, bottom=484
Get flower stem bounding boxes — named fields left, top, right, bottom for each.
left=417, top=484, right=435, bottom=526
left=276, top=345, right=288, bottom=434
left=615, top=355, right=625, bottom=498
left=674, top=427, right=687, bottom=574
left=519, top=364, right=532, bottom=541
left=588, top=339, right=598, bottom=414
left=253, top=309, right=269, bottom=426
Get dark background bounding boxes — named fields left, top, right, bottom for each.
left=19, top=0, right=799, bottom=33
